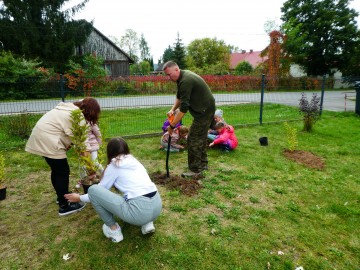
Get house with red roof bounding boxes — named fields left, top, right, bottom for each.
left=230, top=50, right=267, bottom=70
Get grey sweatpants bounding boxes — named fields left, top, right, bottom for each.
left=88, top=185, right=162, bottom=227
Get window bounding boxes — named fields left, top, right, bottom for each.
left=105, top=64, right=112, bottom=76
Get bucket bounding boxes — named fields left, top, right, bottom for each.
left=0, top=187, right=7, bottom=200
left=259, top=137, right=268, bottom=146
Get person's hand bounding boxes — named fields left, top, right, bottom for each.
left=167, top=110, right=174, bottom=118
left=64, top=193, right=81, bottom=203
left=167, top=125, right=174, bottom=135
left=81, top=151, right=90, bottom=157
left=88, top=173, right=97, bottom=180
left=66, top=143, right=73, bottom=151
left=209, top=142, right=214, bottom=147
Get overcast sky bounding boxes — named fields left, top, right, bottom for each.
left=67, top=0, right=360, bottom=62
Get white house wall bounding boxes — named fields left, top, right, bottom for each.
left=290, top=64, right=350, bottom=89
left=289, top=64, right=307, bottom=77
left=333, top=70, right=351, bottom=89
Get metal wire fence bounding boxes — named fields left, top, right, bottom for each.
left=0, top=75, right=357, bottom=149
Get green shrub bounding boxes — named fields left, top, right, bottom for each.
left=234, top=61, right=253, bottom=75
left=0, top=51, right=52, bottom=100
left=284, top=122, right=298, bottom=151
left=299, top=92, right=320, bottom=132
left=69, top=109, right=101, bottom=185
left=5, top=111, right=32, bottom=139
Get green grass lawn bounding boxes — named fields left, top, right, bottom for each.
left=0, top=112, right=359, bottom=269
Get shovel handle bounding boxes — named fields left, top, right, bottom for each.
left=166, top=112, right=174, bottom=178
left=166, top=135, right=171, bottom=177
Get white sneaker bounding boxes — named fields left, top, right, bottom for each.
left=141, top=221, right=155, bottom=235
left=102, top=223, right=123, bottom=243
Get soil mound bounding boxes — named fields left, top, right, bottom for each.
left=151, top=172, right=203, bottom=196
left=283, top=149, right=325, bottom=170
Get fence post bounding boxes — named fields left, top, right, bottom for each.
left=259, top=74, right=265, bottom=125
left=319, top=75, right=325, bottom=116
left=355, top=81, right=360, bottom=116
left=60, top=74, right=65, bottom=102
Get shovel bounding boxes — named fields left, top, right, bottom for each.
left=166, top=114, right=174, bottom=178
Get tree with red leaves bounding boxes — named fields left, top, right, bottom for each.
left=261, top=30, right=290, bottom=89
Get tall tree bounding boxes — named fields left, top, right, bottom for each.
left=281, top=0, right=360, bottom=76
left=162, top=45, right=174, bottom=63
left=187, top=37, right=230, bottom=69
left=108, top=35, right=120, bottom=46
left=264, top=19, right=281, bottom=35
left=130, top=60, right=151, bottom=75
left=342, top=42, right=360, bottom=77
left=0, top=0, right=92, bottom=72
left=260, top=30, right=291, bottom=88
left=267, top=31, right=282, bottom=79
left=144, top=57, right=154, bottom=71
left=120, top=29, right=139, bottom=63
left=172, top=32, right=187, bottom=69
left=139, top=33, right=150, bottom=61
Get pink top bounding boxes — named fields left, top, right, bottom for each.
left=86, top=123, right=102, bottom=152
left=213, top=125, right=238, bottom=150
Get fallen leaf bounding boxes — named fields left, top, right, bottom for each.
left=63, top=253, right=71, bottom=261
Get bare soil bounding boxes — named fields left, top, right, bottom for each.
left=283, top=149, right=325, bottom=170
left=151, top=172, right=203, bottom=196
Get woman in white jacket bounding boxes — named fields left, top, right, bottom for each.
left=65, top=137, right=162, bottom=243
left=25, top=97, right=100, bottom=216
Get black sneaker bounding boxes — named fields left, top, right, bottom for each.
left=58, top=202, right=86, bottom=216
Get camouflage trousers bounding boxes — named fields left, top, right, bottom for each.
left=187, top=112, right=215, bottom=172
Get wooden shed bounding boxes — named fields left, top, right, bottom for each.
left=75, top=27, right=134, bottom=77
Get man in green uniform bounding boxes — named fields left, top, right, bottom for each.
left=163, top=61, right=215, bottom=177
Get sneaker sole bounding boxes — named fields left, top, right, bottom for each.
left=58, top=204, right=86, bottom=216
left=142, top=228, right=155, bottom=235
left=107, top=236, right=123, bottom=243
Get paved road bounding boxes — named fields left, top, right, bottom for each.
left=0, top=90, right=356, bottom=115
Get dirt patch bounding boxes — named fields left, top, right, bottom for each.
left=283, top=149, right=325, bottom=170
left=151, top=172, right=203, bottom=196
